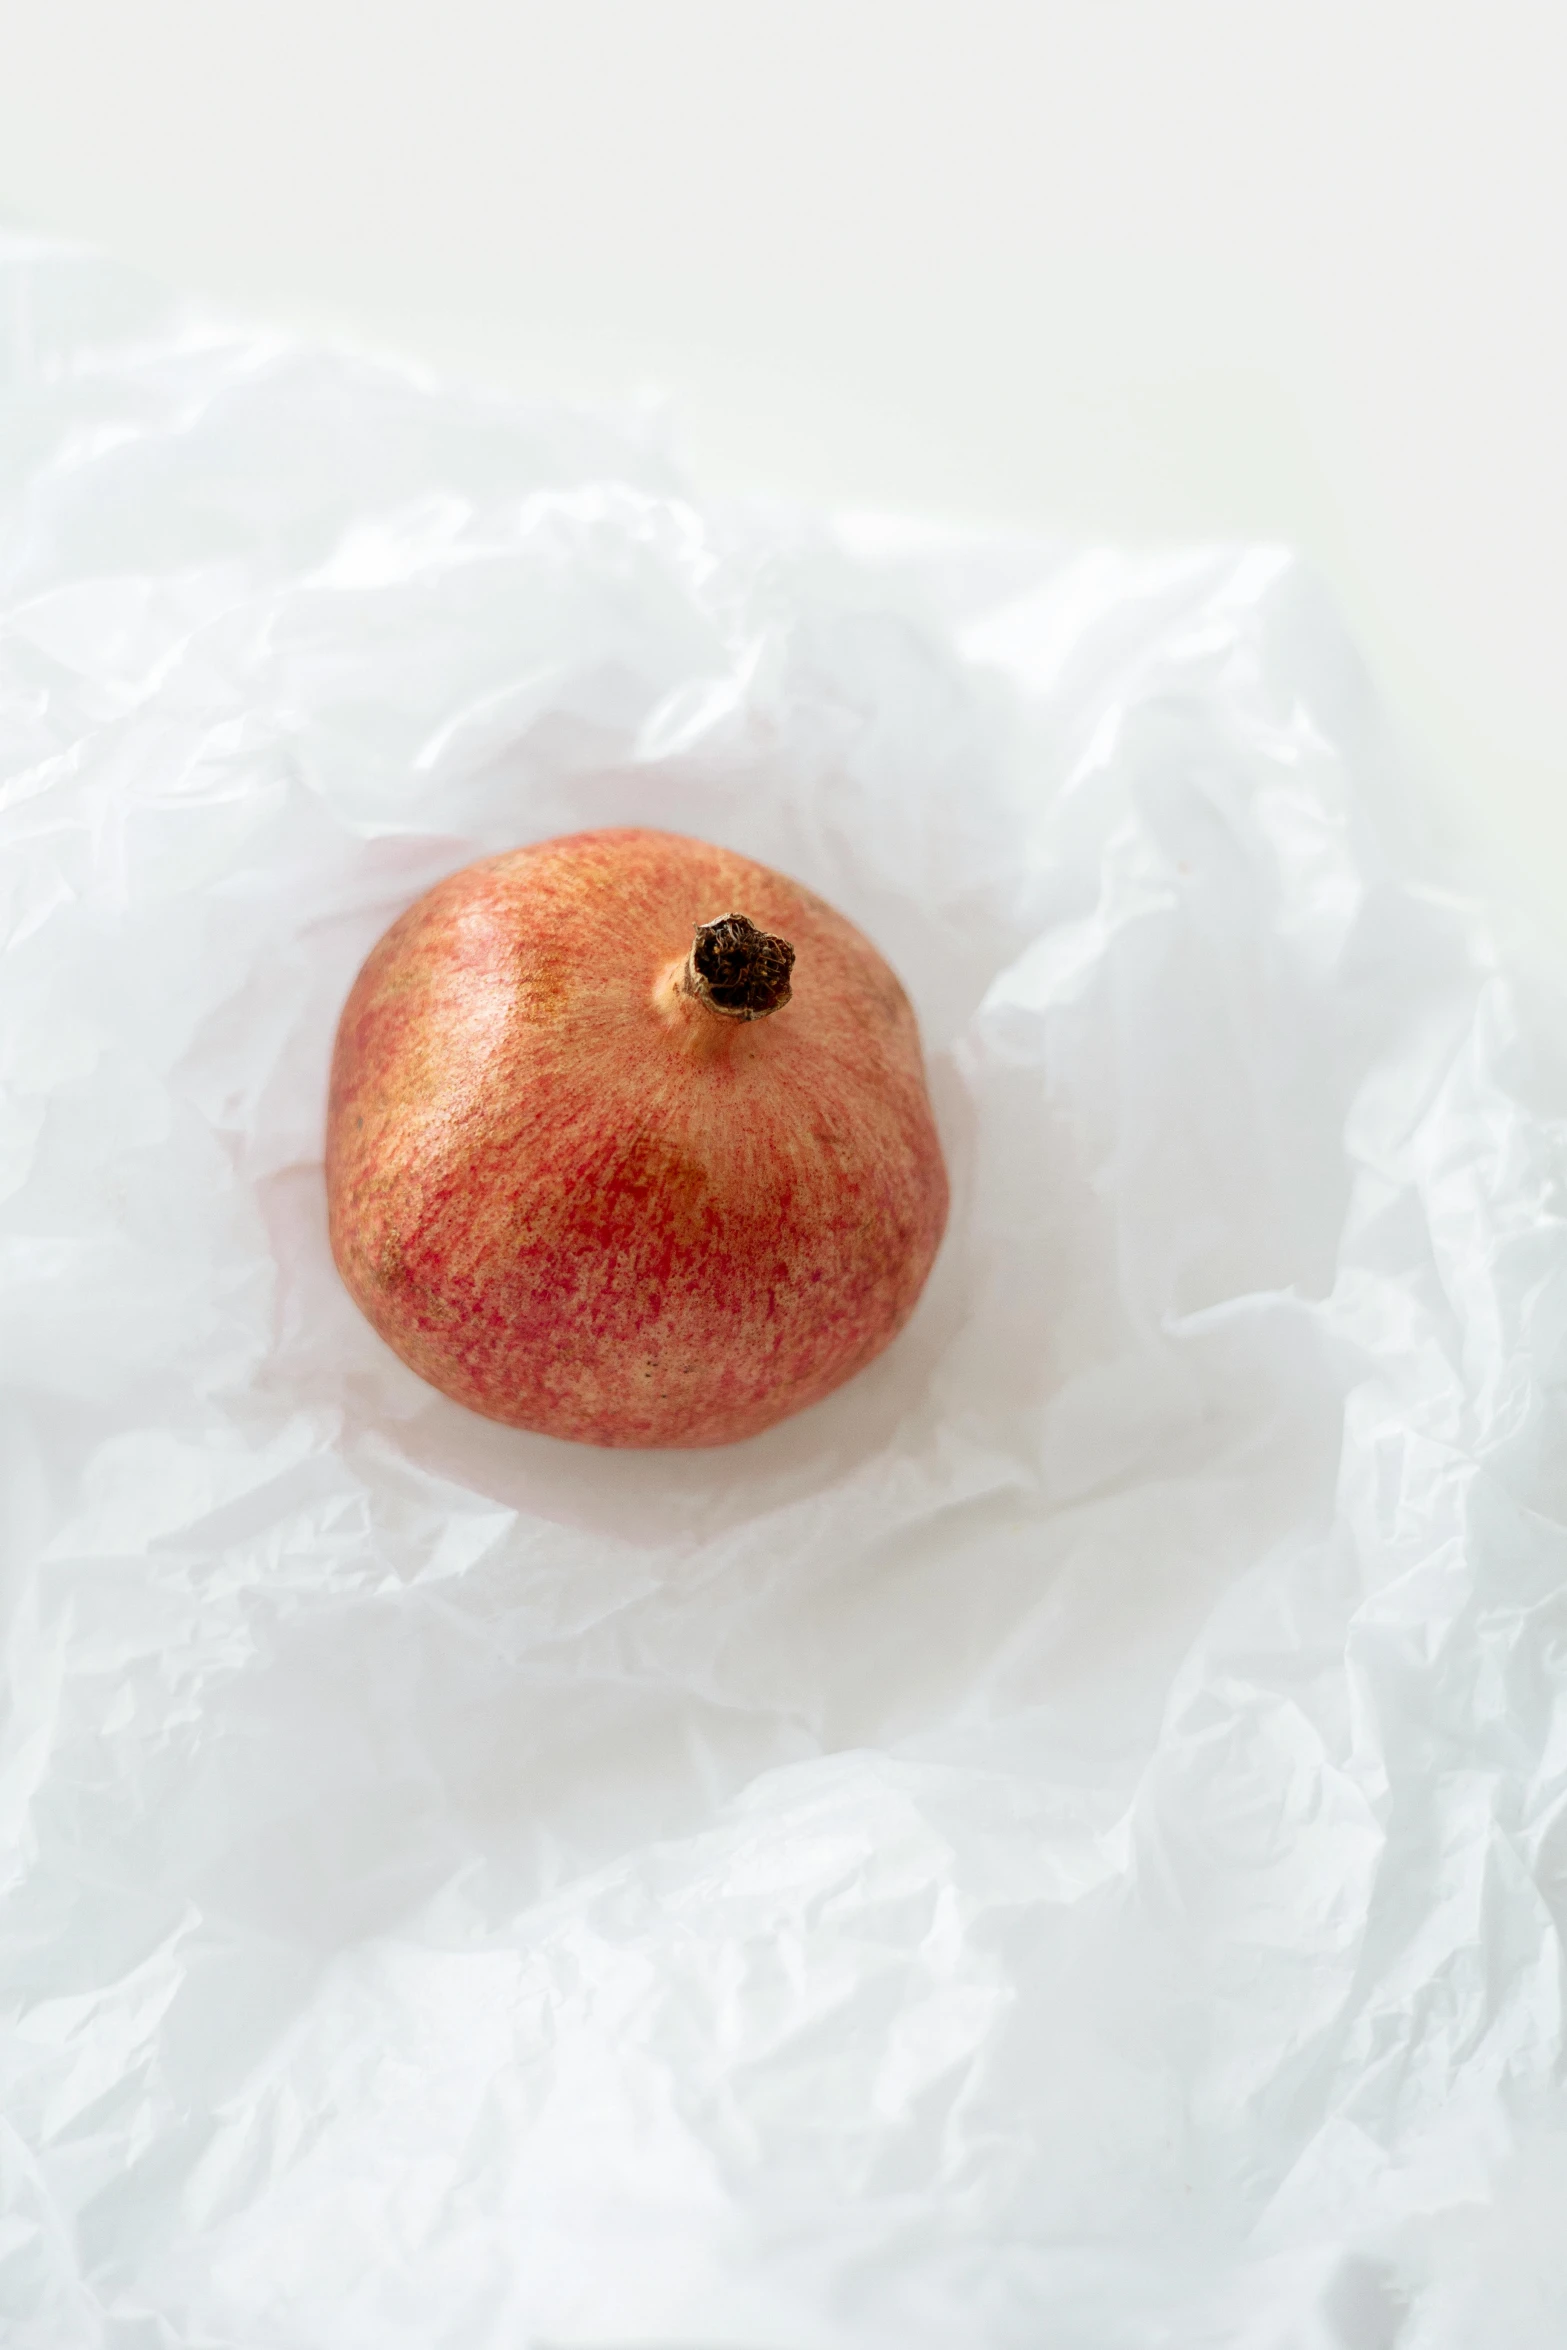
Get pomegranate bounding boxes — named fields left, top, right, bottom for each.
left=325, top=827, right=948, bottom=1447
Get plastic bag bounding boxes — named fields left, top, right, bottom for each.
left=3, top=237, right=1566, bottom=2349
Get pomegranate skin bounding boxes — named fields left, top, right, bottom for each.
left=325, top=828, right=948, bottom=1448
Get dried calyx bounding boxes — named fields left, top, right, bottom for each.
left=682, top=913, right=796, bottom=1021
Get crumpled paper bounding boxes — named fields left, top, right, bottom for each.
left=3, top=235, right=1566, bottom=2350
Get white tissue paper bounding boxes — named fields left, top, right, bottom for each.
left=3, top=235, right=1566, bottom=2350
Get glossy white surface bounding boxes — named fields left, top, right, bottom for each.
left=4, top=243, right=1566, bottom=2348
left=4, top=2, right=1566, bottom=929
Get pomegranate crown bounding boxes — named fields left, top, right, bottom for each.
left=683, top=912, right=795, bottom=1021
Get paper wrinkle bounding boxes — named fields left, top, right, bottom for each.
left=3, top=239, right=1567, bottom=2349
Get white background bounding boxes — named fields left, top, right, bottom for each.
left=5, top=0, right=1565, bottom=931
